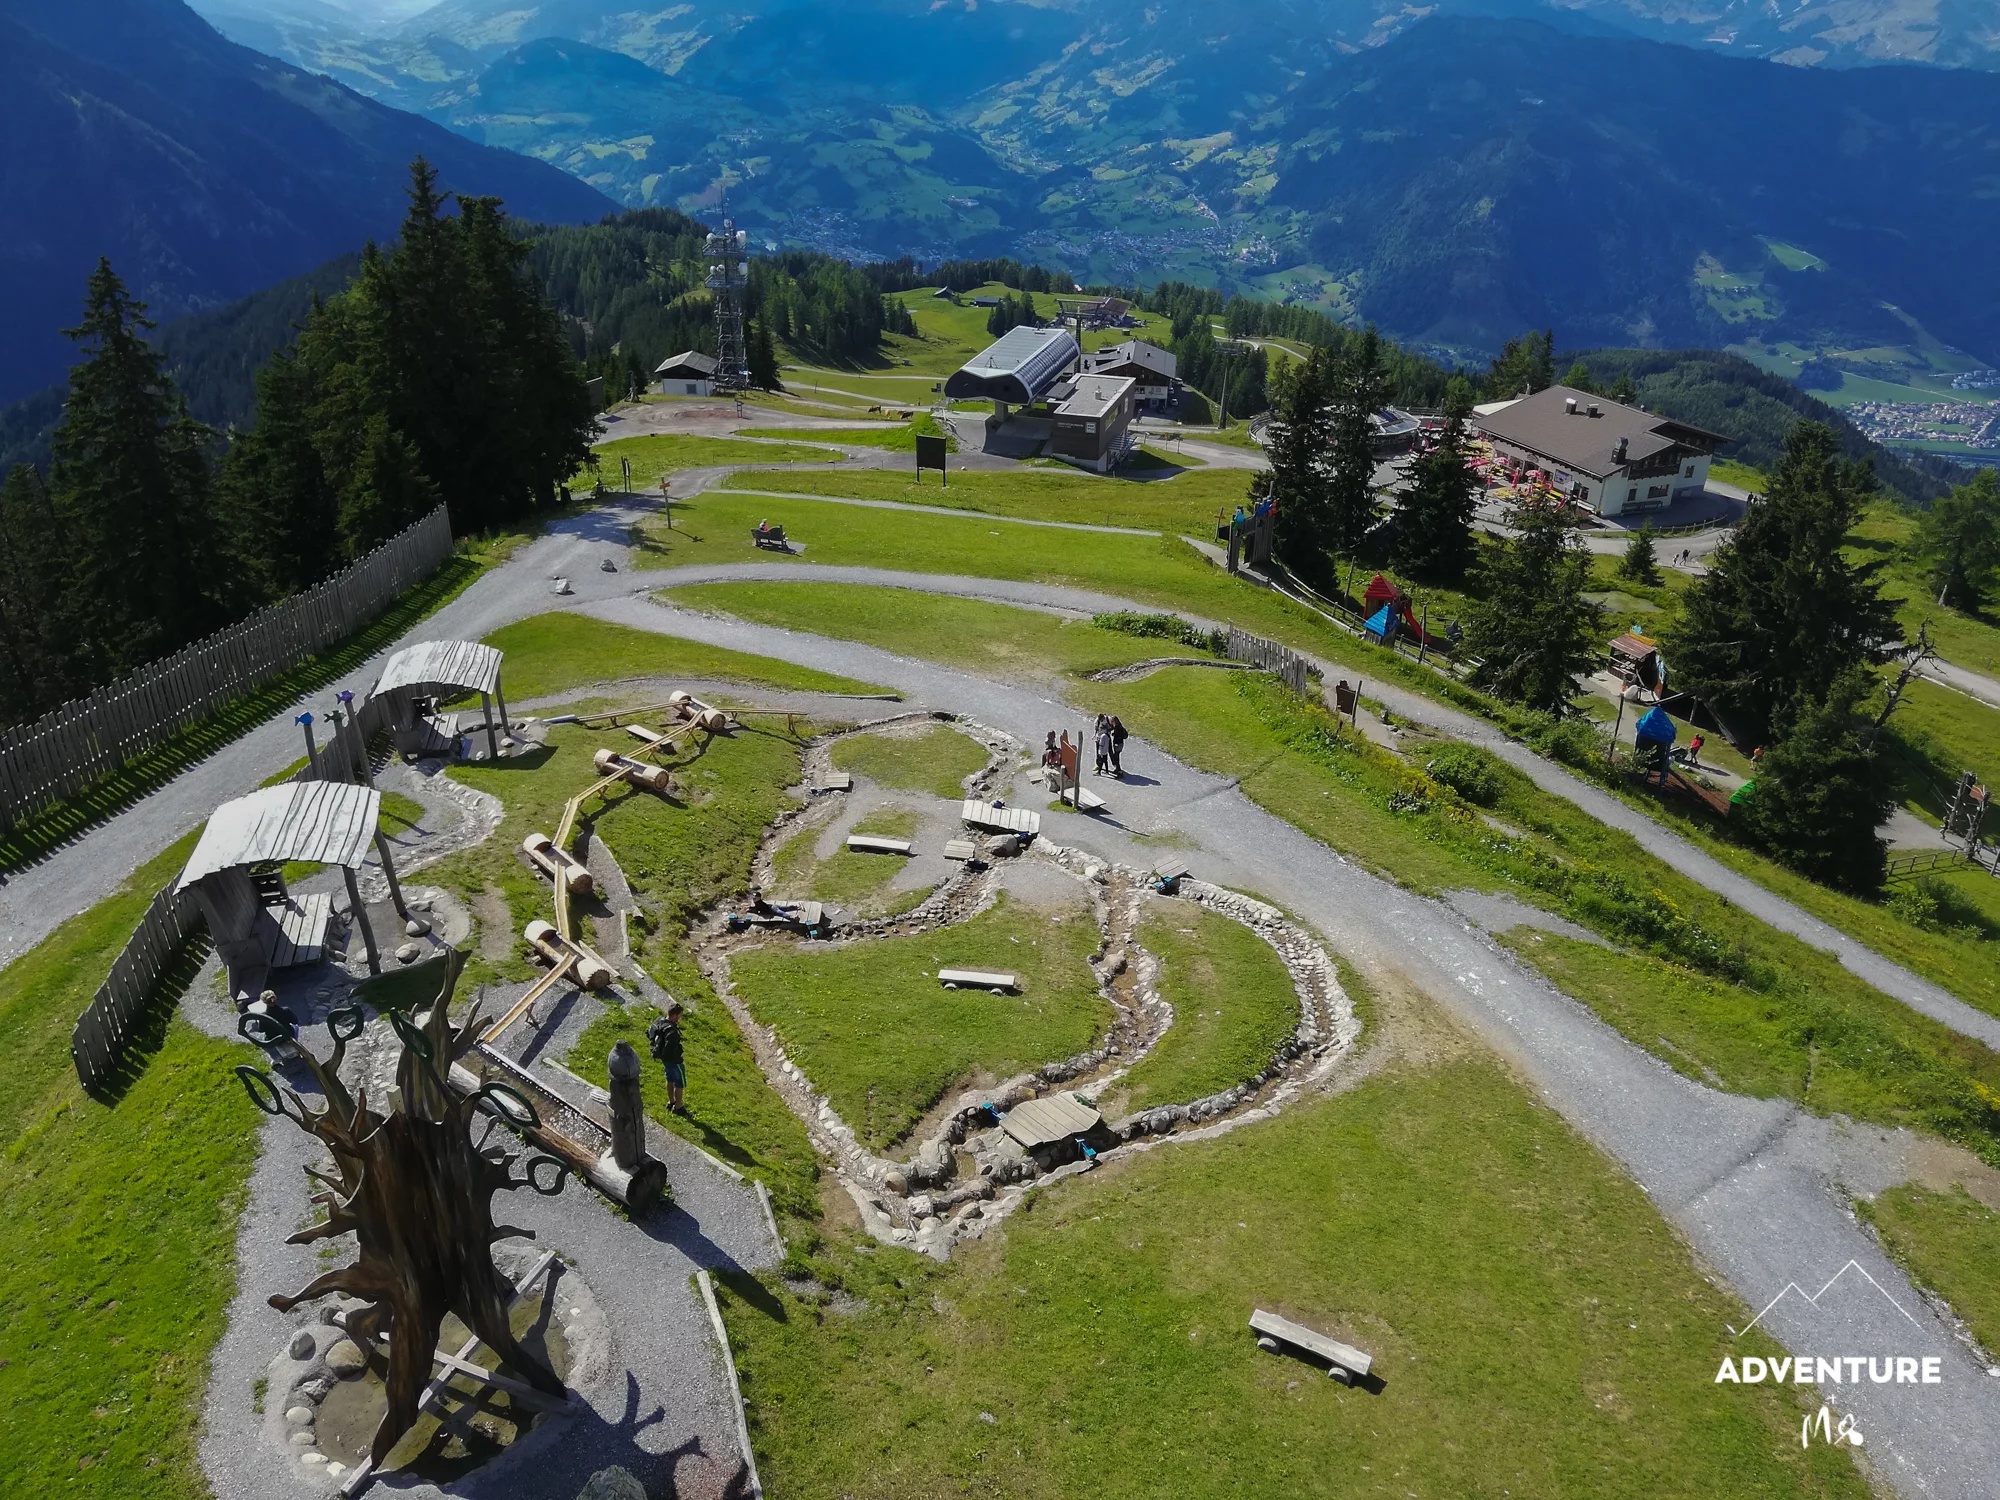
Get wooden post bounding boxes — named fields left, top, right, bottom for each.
left=481, top=691, right=500, bottom=760
left=493, top=678, right=511, bottom=743
left=1417, top=602, right=1430, bottom=666
left=343, top=865, right=380, bottom=975
left=1610, top=693, right=1627, bottom=764
left=297, top=712, right=319, bottom=778
left=607, top=1041, right=646, bottom=1170
left=339, top=691, right=374, bottom=787
left=373, top=831, right=414, bottom=923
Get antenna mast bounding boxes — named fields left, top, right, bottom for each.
left=705, top=207, right=752, bottom=394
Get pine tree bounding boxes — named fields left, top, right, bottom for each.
left=1666, top=421, right=1899, bottom=742
left=1916, top=468, right=2000, bottom=610
left=0, top=464, right=89, bottom=723
left=1561, top=360, right=1595, bottom=394
left=1392, top=377, right=1478, bottom=581
left=1619, top=523, right=1660, bottom=586
left=1266, top=345, right=1336, bottom=579
left=1608, top=370, right=1637, bottom=405
left=47, top=259, right=218, bottom=672
left=1734, top=669, right=1892, bottom=894
left=1327, top=329, right=1388, bottom=557
left=1466, top=500, right=1602, bottom=715
left=748, top=317, right=782, bottom=391
left=1485, top=330, right=1555, bottom=399
left=214, top=345, right=341, bottom=600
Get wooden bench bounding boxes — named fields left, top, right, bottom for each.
left=816, top=771, right=853, bottom=794
left=1151, top=856, right=1189, bottom=892
left=752, top=524, right=790, bottom=551
left=1249, top=1309, right=1372, bottom=1384
left=268, top=892, right=332, bottom=969
left=846, top=835, right=913, bottom=855
left=938, top=968, right=1018, bottom=992
left=942, top=838, right=977, bottom=862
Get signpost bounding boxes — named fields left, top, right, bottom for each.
left=916, top=433, right=950, bottom=486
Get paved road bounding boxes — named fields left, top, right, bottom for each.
left=1920, top=654, right=2000, bottom=712
left=11, top=498, right=2000, bottom=1493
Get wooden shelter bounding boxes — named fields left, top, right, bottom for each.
left=369, top=640, right=509, bottom=759
left=177, top=781, right=409, bottom=987
left=1000, top=1091, right=1102, bottom=1153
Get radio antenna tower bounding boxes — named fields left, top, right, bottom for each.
left=705, top=206, right=752, bottom=394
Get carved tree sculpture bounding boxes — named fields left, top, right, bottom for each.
left=236, top=963, right=569, bottom=1470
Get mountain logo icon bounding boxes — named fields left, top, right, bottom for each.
left=1731, top=1260, right=1922, bottom=1337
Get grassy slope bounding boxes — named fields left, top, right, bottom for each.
left=482, top=613, right=892, bottom=701
left=829, top=725, right=990, bottom=799
left=1861, top=1185, right=2000, bottom=1358
left=0, top=832, right=261, bottom=1491
left=669, top=582, right=1181, bottom=683
left=718, top=1052, right=1865, bottom=1500
left=583, top=433, right=843, bottom=489
left=1084, top=667, right=2000, bottom=1161
left=650, top=560, right=2000, bottom=1025
left=716, top=465, right=1244, bottom=534
left=1114, top=904, right=1301, bottom=1112
left=731, top=894, right=1112, bottom=1151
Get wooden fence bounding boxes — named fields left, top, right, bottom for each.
left=70, top=880, right=204, bottom=1093
left=1226, top=626, right=1310, bottom=695
left=0, top=505, right=453, bottom=833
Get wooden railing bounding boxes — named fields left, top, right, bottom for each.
left=70, top=881, right=204, bottom=1093
left=1226, top=626, right=1310, bottom=695
left=0, top=506, right=452, bottom=833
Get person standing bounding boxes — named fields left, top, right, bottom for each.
left=1109, top=716, right=1129, bottom=777
left=647, top=1001, right=688, bottom=1116
left=1093, top=715, right=1112, bottom=776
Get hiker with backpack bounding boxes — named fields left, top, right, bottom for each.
left=647, top=1001, right=689, bottom=1116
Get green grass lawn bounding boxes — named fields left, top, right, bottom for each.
left=1850, top=501, right=2000, bottom=676
left=713, top=464, right=1247, bottom=534
left=737, top=414, right=952, bottom=452
left=1111, top=904, right=1300, bottom=1113
left=830, top=724, right=991, bottom=799
left=657, top=571, right=2000, bottom=1030
left=0, top=831, right=262, bottom=1492
left=731, top=894, right=1112, bottom=1151
left=716, top=1051, right=1866, bottom=1500
left=584, top=433, right=844, bottom=490
left=482, top=613, right=892, bottom=702
left=666, top=583, right=1184, bottom=684
left=1860, top=1185, right=2000, bottom=1358
left=1080, top=667, right=2000, bottom=1161
left=770, top=808, right=928, bottom=918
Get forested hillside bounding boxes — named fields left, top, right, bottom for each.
left=0, top=164, right=594, bottom=728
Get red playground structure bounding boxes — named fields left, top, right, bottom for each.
left=1359, top=575, right=1442, bottom=649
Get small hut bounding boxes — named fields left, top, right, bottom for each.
left=177, top=781, right=410, bottom=990
left=368, top=640, right=509, bottom=759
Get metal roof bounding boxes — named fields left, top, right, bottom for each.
left=1473, top=386, right=1729, bottom=479
left=654, top=350, right=718, bottom=377
left=1056, top=374, right=1136, bottom=421
left=177, top=781, right=383, bottom=888
left=943, top=327, right=1081, bottom=404
left=370, top=640, right=503, bottom=699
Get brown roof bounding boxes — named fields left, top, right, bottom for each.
left=1084, top=339, right=1177, bottom=381
left=1474, top=386, right=1730, bottom=479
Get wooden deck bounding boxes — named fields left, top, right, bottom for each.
left=962, top=799, right=1041, bottom=837
left=1000, top=1091, right=1101, bottom=1150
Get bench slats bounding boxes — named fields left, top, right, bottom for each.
left=1249, top=1309, right=1372, bottom=1378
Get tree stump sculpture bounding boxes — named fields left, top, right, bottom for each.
left=236, top=962, right=569, bottom=1471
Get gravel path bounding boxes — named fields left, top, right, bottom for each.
left=571, top=588, right=2000, bottom=1498
left=629, top=559, right=2000, bottom=1054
